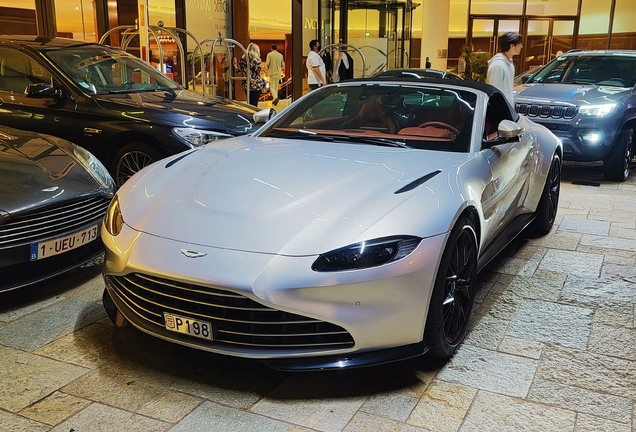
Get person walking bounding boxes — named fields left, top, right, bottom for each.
left=234, top=43, right=265, bottom=107
left=486, top=32, right=523, bottom=105
left=306, top=39, right=326, bottom=91
left=266, top=44, right=285, bottom=106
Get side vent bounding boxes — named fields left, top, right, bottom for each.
left=394, top=170, right=442, bottom=194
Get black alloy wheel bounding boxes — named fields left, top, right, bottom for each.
left=528, top=154, right=561, bottom=236
left=424, top=216, right=478, bottom=361
left=604, top=127, right=633, bottom=182
left=113, top=143, right=162, bottom=187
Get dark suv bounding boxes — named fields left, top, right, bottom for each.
left=0, top=35, right=270, bottom=186
left=513, top=50, right=636, bottom=181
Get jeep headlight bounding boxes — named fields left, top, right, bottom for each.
left=173, top=127, right=232, bottom=147
left=579, top=103, right=617, bottom=117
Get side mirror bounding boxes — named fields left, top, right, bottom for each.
left=521, top=74, right=533, bottom=84
left=253, top=108, right=276, bottom=124
left=482, top=119, right=524, bottom=148
left=25, top=83, right=62, bottom=99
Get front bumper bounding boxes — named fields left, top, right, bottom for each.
left=102, top=223, right=446, bottom=366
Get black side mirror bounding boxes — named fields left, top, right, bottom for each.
left=25, top=83, right=62, bottom=99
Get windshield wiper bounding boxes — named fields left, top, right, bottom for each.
left=280, top=129, right=408, bottom=148
left=564, top=80, right=597, bottom=85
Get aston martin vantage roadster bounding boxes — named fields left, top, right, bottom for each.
left=101, top=78, right=562, bottom=371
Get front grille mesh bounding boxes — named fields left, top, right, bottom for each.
left=516, top=103, right=578, bottom=119
left=535, top=122, right=573, bottom=132
left=107, top=273, right=355, bottom=350
left=0, top=196, right=110, bottom=248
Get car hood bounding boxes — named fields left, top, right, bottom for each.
left=93, top=89, right=260, bottom=134
left=119, top=136, right=467, bottom=255
left=514, top=83, right=628, bottom=105
left=0, top=129, right=107, bottom=215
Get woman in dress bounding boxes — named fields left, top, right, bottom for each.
left=235, top=43, right=264, bottom=106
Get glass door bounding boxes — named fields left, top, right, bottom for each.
left=469, top=17, right=522, bottom=73
left=525, top=19, right=575, bottom=71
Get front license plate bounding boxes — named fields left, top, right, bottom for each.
left=29, top=224, right=99, bottom=261
left=164, top=313, right=213, bottom=341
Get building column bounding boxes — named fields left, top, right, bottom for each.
left=34, top=0, right=56, bottom=37
left=419, top=0, right=450, bottom=70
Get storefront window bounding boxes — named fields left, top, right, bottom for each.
left=525, top=0, right=578, bottom=16
left=0, top=0, right=37, bottom=35
left=610, top=0, right=636, bottom=49
left=578, top=0, right=611, bottom=49
left=470, top=0, right=522, bottom=15
left=54, top=0, right=97, bottom=41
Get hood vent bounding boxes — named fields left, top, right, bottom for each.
left=395, top=170, right=441, bottom=194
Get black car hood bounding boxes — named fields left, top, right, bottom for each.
left=0, top=129, right=105, bottom=215
left=93, top=89, right=260, bottom=134
left=515, top=83, right=630, bottom=105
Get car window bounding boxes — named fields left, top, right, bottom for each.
left=533, top=55, right=636, bottom=87
left=44, top=46, right=180, bottom=94
left=0, top=48, right=52, bottom=93
left=261, top=84, right=477, bottom=153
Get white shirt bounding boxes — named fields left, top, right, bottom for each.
left=306, top=50, right=326, bottom=86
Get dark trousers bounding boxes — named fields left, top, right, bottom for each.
left=249, top=90, right=260, bottom=106
left=309, top=84, right=321, bottom=91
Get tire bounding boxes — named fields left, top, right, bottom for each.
left=528, top=154, right=561, bottom=237
left=112, top=142, right=163, bottom=188
left=603, top=127, right=633, bottom=182
left=423, top=215, right=478, bottom=362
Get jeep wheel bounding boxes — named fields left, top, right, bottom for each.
left=603, top=127, right=633, bottom=182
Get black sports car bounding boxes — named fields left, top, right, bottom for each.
left=0, top=35, right=269, bottom=186
left=0, top=125, right=115, bottom=292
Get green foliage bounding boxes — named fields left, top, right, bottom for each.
left=460, top=45, right=488, bottom=83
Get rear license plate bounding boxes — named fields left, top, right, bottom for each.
left=164, top=313, right=213, bottom=341
left=29, top=224, right=99, bottom=261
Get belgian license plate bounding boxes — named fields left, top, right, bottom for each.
left=164, top=312, right=213, bottom=341
left=29, top=224, right=99, bottom=261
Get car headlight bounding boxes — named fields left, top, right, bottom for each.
left=104, top=195, right=123, bottom=236
left=73, top=146, right=114, bottom=190
left=172, top=127, right=232, bottom=147
left=579, top=103, right=617, bottom=117
left=312, top=236, right=422, bottom=272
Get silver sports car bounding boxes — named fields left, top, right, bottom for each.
left=102, top=78, right=562, bottom=371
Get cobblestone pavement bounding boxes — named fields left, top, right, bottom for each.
left=1, top=162, right=635, bottom=432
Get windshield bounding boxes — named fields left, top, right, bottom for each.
left=530, top=55, right=636, bottom=87
left=257, top=83, right=476, bottom=152
left=44, top=45, right=181, bottom=95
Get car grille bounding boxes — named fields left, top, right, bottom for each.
left=533, top=122, right=573, bottom=132
left=0, top=196, right=110, bottom=248
left=515, top=103, right=578, bottom=119
left=106, top=273, right=355, bottom=350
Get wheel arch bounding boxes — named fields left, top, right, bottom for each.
left=103, top=131, right=169, bottom=172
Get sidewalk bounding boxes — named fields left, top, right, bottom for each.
left=0, top=162, right=634, bottom=432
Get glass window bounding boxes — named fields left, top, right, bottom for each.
left=578, top=0, right=611, bottom=49
left=0, top=48, right=51, bottom=93
left=470, top=0, right=523, bottom=15
left=54, top=0, right=97, bottom=42
left=525, top=0, right=578, bottom=16
left=611, top=0, right=636, bottom=50
left=531, top=54, right=636, bottom=88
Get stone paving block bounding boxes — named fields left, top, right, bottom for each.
left=588, top=208, right=636, bottom=224
left=407, top=380, right=476, bottom=432
left=460, top=391, right=576, bottom=432
left=532, top=269, right=569, bottom=284
left=574, top=413, right=631, bottom=432
left=18, top=391, right=91, bottom=426
left=528, top=378, right=632, bottom=424
left=0, top=410, right=49, bottom=432
left=489, top=256, right=540, bottom=277
left=538, top=249, right=603, bottom=277
left=359, top=392, right=419, bottom=422
left=0, top=299, right=105, bottom=351
left=0, top=295, right=64, bottom=323
left=170, top=401, right=312, bottom=432
left=344, top=412, right=430, bottom=432
left=497, top=336, right=544, bottom=360
left=588, top=322, right=636, bottom=361
left=601, top=263, right=636, bottom=280
left=504, top=276, right=564, bottom=302
left=0, top=346, right=89, bottom=413
left=49, top=402, right=168, bottom=432
left=561, top=275, right=636, bottom=313
left=437, top=345, right=538, bottom=398
left=60, top=273, right=105, bottom=303
left=558, top=217, right=610, bottom=236
left=593, top=308, right=634, bottom=328
left=528, top=230, right=581, bottom=251
left=537, top=345, right=636, bottom=400
left=602, top=254, right=636, bottom=265
left=609, top=225, right=636, bottom=240
left=136, top=390, right=203, bottom=423
left=464, top=314, right=509, bottom=350
left=580, top=233, right=636, bottom=252
left=506, top=299, right=592, bottom=349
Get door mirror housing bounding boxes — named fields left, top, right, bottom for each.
left=482, top=119, right=524, bottom=148
left=25, top=83, right=62, bottom=99
left=253, top=108, right=276, bottom=124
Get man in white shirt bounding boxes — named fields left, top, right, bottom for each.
left=306, top=39, right=326, bottom=91
left=487, top=32, right=523, bottom=105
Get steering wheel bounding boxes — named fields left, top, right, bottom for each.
left=417, top=121, right=460, bottom=136
left=121, top=80, right=135, bottom=89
